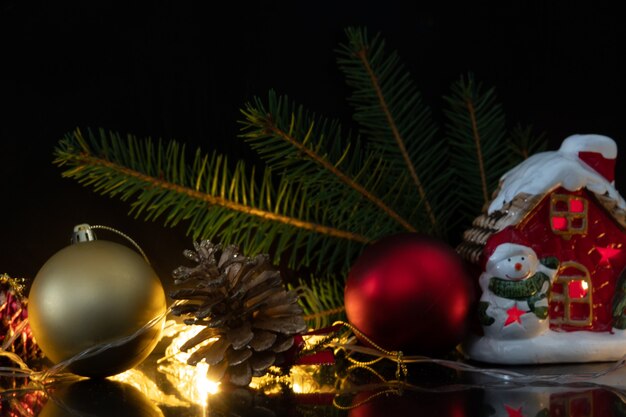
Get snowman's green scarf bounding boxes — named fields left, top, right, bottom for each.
left=488, top=272, right=550, bottom=300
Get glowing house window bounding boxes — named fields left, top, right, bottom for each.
left=550, top=195, right=588, bottom=239
left=550, top=262, right=592, bottom=327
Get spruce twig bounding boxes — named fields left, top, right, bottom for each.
left=292, top=275, right=346, bottom=329
left=465, top=98, right=490, bottom=206
left=445, top=74, right=509, bottom=221
left=244, top=109, right=415, bottom=232
left=508, top=124, right=547, bottom=161
left=63, top=152, right=369, bottom=244
left=337, top=27, right=451, bottom=235
left=54, top=128, right=371, bottom=274
left=354, top=43, right=436, bottom=227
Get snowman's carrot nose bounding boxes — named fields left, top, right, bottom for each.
left=515, top=263, right=523, bottom=271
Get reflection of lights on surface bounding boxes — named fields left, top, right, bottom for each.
left=291, top=364, right=337, bottom=395
left=111, top=368, right=188, bottom=408
left=582, top=281, right=589, bottom=291
left=247, top=364, right=334, bottom=396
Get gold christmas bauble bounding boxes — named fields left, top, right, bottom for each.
left=29, top=239, right=166, bottom=377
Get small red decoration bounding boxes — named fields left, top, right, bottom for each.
left=0, top=274, right=40, bottom=364
left=504, top=305, right=526, bottom=327
left=344, top=234, right=474, bottom=354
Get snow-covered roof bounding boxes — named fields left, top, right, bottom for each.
left=489, top=134, right=625, bottom=214
left=560, top=134, right=617, bottom=159
left=458, top=134, right=626, bottom=265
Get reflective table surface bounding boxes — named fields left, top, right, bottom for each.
left=4, top=336, right=626, bottom=417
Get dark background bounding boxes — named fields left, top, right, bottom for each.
left=2, top=2, right=626, bottom=286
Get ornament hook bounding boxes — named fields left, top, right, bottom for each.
left=71, top=223, right=150, bottom=264
left=71, top=223, right=97, bottom=243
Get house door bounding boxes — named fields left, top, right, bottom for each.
left=549, top=261, right=593, bottom=330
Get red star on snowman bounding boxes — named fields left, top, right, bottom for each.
left=504, top=305, right=527, bottom=326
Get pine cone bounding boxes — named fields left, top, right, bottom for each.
left=170, top=241, right=307, bottom=386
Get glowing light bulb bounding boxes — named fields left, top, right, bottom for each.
left=195, top=362, right=220, bottom=396
left=157, top=321, right=221, bottom=406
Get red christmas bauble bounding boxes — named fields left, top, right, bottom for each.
left=344, top=234, right=474, bottom=354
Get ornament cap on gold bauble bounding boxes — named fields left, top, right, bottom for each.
left=28, top=225, right=167, bottom=377
left=344, top=233, right=474, bottom=354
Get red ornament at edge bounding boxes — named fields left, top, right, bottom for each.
left=344, top=234, right=474, bottom=354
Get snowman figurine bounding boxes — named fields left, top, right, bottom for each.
left=478, top=243, right=558, bottom=340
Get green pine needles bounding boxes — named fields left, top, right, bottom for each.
left=337, top=27, right=450, bottom=234
left=54, top=27, right=545, bottom=324
left=444, top=74, right=509, bottom=221
left=54, top=128, right=368, bottom=276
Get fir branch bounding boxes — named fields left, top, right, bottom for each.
left=293, top=275, right=346, bottom=329
left=240, top=92, right=416, bottom=233
left=303, top=306, right=346, bottom=322
left=508, top=124, right=547, bottom=162
left=353, top=39, right=435, bottom=225
left=466, top=98, right=490, bottom=205
left=337, top=27, right=449, bottom=233
left=444, top=74, right=509, bottom=220
left=54, top=128, right=371, bottom=274
left=253, top=114, right=414, bottom=232
left=67, top=152, right=370, bottom=243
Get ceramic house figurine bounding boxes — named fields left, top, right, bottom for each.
left=459, top=134, right=626, bottom=364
